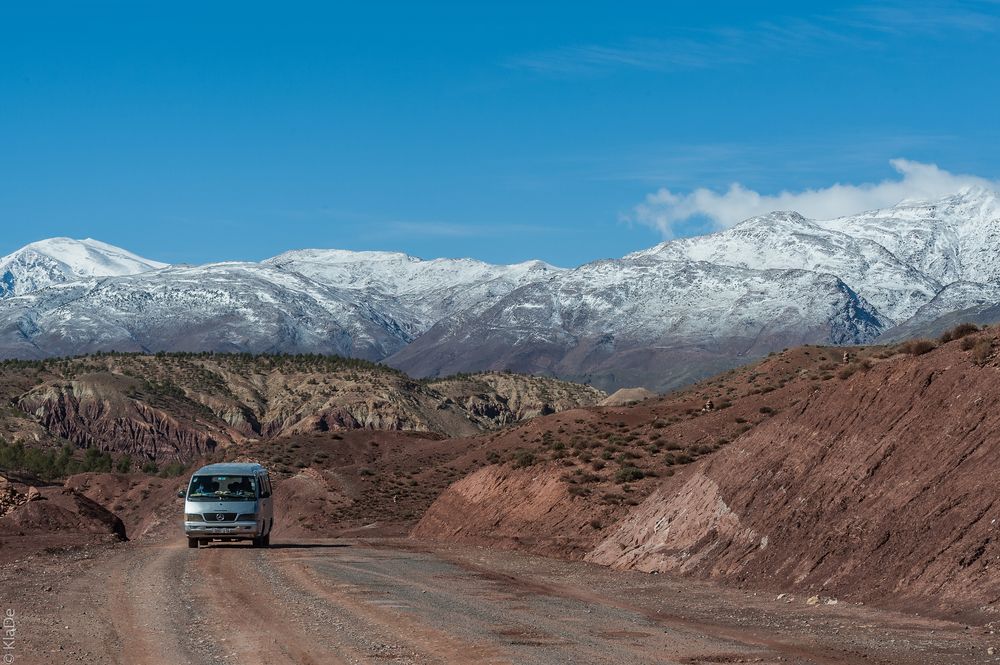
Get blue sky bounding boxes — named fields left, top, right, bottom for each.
left=2, top=1, right=999, bottom=266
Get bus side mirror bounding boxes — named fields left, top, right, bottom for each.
left=177, top=489, right=186, bottom=498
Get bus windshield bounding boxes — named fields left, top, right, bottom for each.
left=187, top=475, right=257, bottom=501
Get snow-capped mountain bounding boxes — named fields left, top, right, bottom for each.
left=816, top=185, right=1000, bottom=285
left=0, top=237, right=167, bottom=298
left=0, top=263, right=410, bottom=360
left=387, top=256, right=888, bottom=390
left=632, top=211, right=940, bottom=322
left=265, top=249, right=561, bottom=335
left=389, top=186, right=1000, bottom=390
left=1, top=186, right=999, bottom=390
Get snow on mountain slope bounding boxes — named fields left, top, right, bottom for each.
left=634, top=211, right=940, bottom=322
left=265, top=249, right=561, bottom=334
left=0, top=237, right=167, bottom=298
left=877, top=281, right=1000, bottom=343
left=814, top=186, right=1000, bottom=285
left=0, top=263, right=410, bottom=360
left=3, top=187, right=1000, bottom=390
left=390, top=187, right=1000, bottom=389
left=388, top=256, right=888, bottom=391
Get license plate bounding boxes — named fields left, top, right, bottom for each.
left=216, top=528, right=235, bottom=533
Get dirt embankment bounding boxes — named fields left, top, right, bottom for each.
left=589, top=330, right=1000, bottom=620
left=0, top=475, right=126, bottom=561
left=414, top=345, right=870, bottom=558
left=412, top=462, right=629, bottom=558
left=416, top=330, right=1000, bottom=620
left=64, top=472, right=183, bottom=541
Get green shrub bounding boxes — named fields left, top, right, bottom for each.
left=158, top=462, right=186, bottom=478
left=615, top=466, right=644, bottom=483
left=115, top=455, right=133, bottom=473
left=513, top=451, right=536, bottom=468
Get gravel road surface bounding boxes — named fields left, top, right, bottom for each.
left=2, top=537, right=997, bottom=664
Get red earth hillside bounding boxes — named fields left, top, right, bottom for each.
left=586, top=327, right=1000, bottom=621
left=414, top=343, right=884, bottom=557
left=416, top=327, right=1000, bottom=620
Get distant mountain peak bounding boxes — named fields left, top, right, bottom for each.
left=955, top=183, right=998, bottom=200
left=0, top=237, right=167, bottom=298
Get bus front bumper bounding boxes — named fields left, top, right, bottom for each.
left=184, top=521, right=261, bottom=538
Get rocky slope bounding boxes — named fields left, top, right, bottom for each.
left=416, top=326, right=1000, bottom=620
left=1, top=353, right=604, bottom=463
left=587, top=327, right=1000, bottom=620
left=414, top=344, right=876, bottom=557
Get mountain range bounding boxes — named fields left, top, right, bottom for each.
left=3, top=186, right=999, bottom=391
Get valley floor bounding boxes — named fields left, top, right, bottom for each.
left=2, top=537, right=996, bottom=665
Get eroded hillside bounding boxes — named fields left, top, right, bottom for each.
left=416, top=326, right=1000, bottom=620
left=1, top=353, right=604, bottom=463
left=414, top=343, right=883, bottom=557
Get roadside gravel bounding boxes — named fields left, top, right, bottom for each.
left=3, top=537, right=998, bottom=664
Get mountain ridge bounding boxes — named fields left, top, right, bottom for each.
left=2, top=186, right=999, bottom=390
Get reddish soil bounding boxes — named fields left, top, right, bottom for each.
left=415, top=344, right=882, bottom=557
left=4, top=331, right=1000, bottom=664
left=4, top=535, right=998, bottom=665
left=591, top=328, right=1000, bottom=622
left=418, top=329, right=1000, bottom=622
left=64, top=472, right=183, bottom=540
left=0, top=477, right=126, bottom=563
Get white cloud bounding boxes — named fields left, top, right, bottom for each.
left=632, top=159, right=1000, bottom=239
left=509, top=3, right=999, bottom=77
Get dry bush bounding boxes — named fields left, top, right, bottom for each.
left=971, top=338, right=994, bottom=366
left=837, top=358, right=872, bottom=380
left=898, top=339, right=937, bottom=356
left=838, top=364, right=858, bottom=380
left=939, top=322, right=980, bottom=343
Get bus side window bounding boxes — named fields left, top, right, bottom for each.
left=259, top=474, right=271, bottom=498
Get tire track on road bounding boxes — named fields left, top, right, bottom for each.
left=272, top=549, right=512, bottom=664
left=190, top=545, right=347, bottom=665
left=102, top=541, right=207, bottom=665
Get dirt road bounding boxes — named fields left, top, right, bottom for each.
left=4, top=537, right=997, bottom=664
